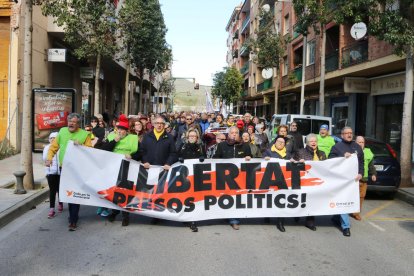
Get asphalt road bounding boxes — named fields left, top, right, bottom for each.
left=0, top=196, right=413, bottom=276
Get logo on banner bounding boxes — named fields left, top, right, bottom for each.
left=66, top=190, right=91, bottom=200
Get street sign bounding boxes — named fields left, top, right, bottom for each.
left=48, top=48, right=67, bottom=62
left=80, top=67, right=94, bottom=79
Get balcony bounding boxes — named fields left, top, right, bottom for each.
left=341, top=40, right=368, bottom=68
left=240, top=62, right=250, bottom=75
left=233, top=30, right=239, bottom=40
left=289, top=66, right=302, bottom=84
left=232, top=49, right=238, bottom=59
left=240, top=43, right=249, bottom=57
left=325, top=50, right=339, bottom=72
left=292, top=24, right=300, bottom=40
left=257, top=79, right=273, bottom=92
left=241, top=15, right=250, bottom=34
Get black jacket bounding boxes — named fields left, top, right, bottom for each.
left=294, top=146, right=326, bottom=161
left=134, top=130, right=178, bottom=166
left=329, top=140, right=364, bottom=175
left=178, top=142, right=205, bottom=160
left=288, top=131, right=304, bottom=151
left=92, top=126, right=105, bottom=149
left=263, top=149, right=291, bottom=160
left=213, top=141, right=251, bottom=158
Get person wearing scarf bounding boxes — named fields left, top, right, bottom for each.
left=178, top=128, right=205, bottom=232
left=293, top=133, right=327, bottom=231
left=242, top=132, right=262, bottom=158
left=264, top=135, right=291, bottom=232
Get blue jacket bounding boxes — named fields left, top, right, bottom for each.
left=199, top=120, right=210, bottom=134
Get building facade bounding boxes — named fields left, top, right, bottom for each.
left=226, top=0, right=413, bottom=156
left=0, top=1, right=166, bottom=151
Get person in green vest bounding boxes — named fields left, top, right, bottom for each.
left=46, top=113, right=92, bottom=231
left=353, top=136, right=377, bottom=221
left=102, top=114, right=138, bottom=227
left=317, top=124, right=335, bottom=157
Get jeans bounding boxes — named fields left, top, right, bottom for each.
left=333, top=214, right=350, bottom=229
left=68, top=203, right=80, bottom=224
left=229, top=218, right=240, bottom=225
left=46, top=174, right=61, bottom=208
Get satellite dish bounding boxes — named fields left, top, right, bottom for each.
left=262, top=68, right=273, bottom=79
left=262, top=4, right=271, bottom=13
left=350, top=22, right=367, bottom=40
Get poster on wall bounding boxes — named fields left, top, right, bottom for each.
left=32, top=88, right=75, bottom=152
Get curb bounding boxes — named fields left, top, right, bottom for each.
left=396, top=189, right=414, bottom=206
left=0, top=187, right=49, bottom=229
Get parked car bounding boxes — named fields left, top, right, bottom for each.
left=365, top=137, right=401, bottom=195
left=332, top=136, right=401, bottom=195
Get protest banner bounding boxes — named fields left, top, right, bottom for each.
left=60, top=142, right=359, bottom=221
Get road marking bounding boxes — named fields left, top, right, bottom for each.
left=363, top=201, right=394, bottom=219
left=369, top=218, right=414, bottom=222
left=367, top=221, right=385, bottom=232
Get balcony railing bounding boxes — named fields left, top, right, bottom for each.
left=257, top=79, right=273, bottom=92
left=240, top=61, right=250, bottom=75
left=240, top=43, right=249, bottom=57
left=341, top=40, right=368, bottom=68
left=325, top=50, right=339, bottom=72
left=291, top=66, right=302, bottom=83
left=241, top=15, right=250, bottom=33
left=292, top=24, right=300, bottom=40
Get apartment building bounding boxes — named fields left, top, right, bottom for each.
left=226, top=0, right=412, bottom=154
left=1, top=1, right=162, bottom=151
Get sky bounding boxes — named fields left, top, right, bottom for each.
left=159, top=0, right=242, bottom=86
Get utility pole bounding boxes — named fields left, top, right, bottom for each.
left=20, top=0, right=34, bottom=189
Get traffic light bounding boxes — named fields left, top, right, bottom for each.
left=194, top=83, right=200, bottom=90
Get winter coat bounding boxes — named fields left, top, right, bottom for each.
left=213, top=140, right=252, bottom=158
left=134, top=130, right=178, bottom=166
left=178, top=142, right=205, bottom=160
left=294, top=145, right=326, bottom=161
left=329, top=140, right=364, bottom=175
left=199, top=120, right=210, bottom=134
left=263, top=148, right=291, bottom=160
left=288, top=131, right=304, bottom=152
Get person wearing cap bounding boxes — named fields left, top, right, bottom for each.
left=236, top=119, right=244, bottom=135
left=46, top=113, right=92, bottom=231
left=102, top=114, right=138, bottom=227
left=264, top=135, right=292, bottom=232
left=199, top=113, right=210, bottom=134
left=317, top=124, right=335, bottom=157
left=43, top=132, right=62, bottom=219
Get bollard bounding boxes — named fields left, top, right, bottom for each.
left=13, top=171, right=27, bottom=194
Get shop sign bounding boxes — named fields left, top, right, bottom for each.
left=48, top=48, right=67, bottom=62
left=80, top=68, right=94, bottom=79
left=371, top=73, right=413, bottom=96
left=344, top=77, right=370, bottom=93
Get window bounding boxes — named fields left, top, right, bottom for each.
left=283, top=14, right=290, bottom=35
left=306, top=40, right=316, bottom=66
left=282, top=57, right=288, bottom=76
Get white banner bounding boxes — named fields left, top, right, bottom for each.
left=60, top=142, right=360, bottom=222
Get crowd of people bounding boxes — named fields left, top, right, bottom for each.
left=43, top=111, right=377, bottom=237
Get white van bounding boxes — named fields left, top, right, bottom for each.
left=268, top=114, right=332, bottom=142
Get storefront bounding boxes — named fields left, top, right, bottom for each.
left=371, top=72, right=413, bottom=156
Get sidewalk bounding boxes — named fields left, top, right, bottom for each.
left=0, top=153, right=48, bottom=228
